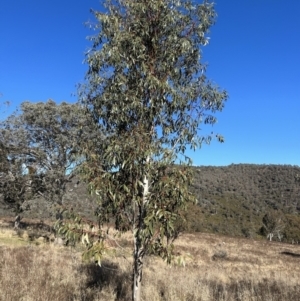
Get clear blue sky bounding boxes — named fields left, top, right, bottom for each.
left=1, top=1, right=299, bottom=166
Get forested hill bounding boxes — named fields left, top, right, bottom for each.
left=186, top=164, right=300, bottom=241
left=193, top=164, right=300, bottom=212
left=1, top=164, right=300, bottom=242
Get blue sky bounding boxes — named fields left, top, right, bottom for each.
left=1, top=1, right=299, bottom=166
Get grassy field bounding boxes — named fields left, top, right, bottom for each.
left=0, top=219, right=300, bottom=301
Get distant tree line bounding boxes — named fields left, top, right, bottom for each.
left=188, top=164, right=300, bottom=242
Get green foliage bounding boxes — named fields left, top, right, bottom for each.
left=284, top=214, right=300, bottom=242
left=67, top=1, right=227, bottom=299
left=261, top=211, right=285, bottom=241
left=80, top=0, right=226, bottom=247
left=55, top=208, right=108, bottom=266
left=0, top=100, right=94, bottom=210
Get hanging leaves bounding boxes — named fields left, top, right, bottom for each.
left=77, top=1, right=227, bottom=300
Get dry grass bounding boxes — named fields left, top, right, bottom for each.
left=143, top=233, right=300, bottom=301
left=0, top=224, right=29, bottom=247
left=0, top=224, right=300, bottom=301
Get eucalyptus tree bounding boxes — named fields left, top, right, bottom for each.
left=0, top=100, right=10, bottom=180
left=65, top=0, right=227, bottom=300
left=261, top=211, right=285, bottom=242
left=0, top=100, right=95, bottom=212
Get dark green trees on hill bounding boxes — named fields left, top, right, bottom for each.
left=188, top=164, right=300, bottom=241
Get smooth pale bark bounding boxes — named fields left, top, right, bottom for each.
left=267, top=233, right=274, bottom=241
left=133, top=159, right=149, bottom=301
left=133, top=240, right=144, bottom=301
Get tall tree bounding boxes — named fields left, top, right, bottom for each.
left=261, top=211, right=285, bottom=241
left=62, top=1, right=227, bottom=300
left=0, top=100, right=95, bottom=212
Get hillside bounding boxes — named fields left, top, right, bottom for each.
left=1, top=164, right=300, bottom=241
left=193, top=164, right=300, bottom=212
left=187, top=164, right=300, bottom=241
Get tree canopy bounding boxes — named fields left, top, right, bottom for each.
left=58, top=1, right=228, bottom=300
left=0, top=100, right=94, bottom=212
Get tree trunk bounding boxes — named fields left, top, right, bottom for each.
left=267, top=233, right=273, bottom=241
left=14, top=215, right=21, bottom=229
left=132, top=158, right=149, bottom=301
left=133, top=237, right=144, bottom=301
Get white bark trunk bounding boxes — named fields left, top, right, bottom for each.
left=132, top=156, right=150, bottom=301
left=133, top=243, right=143, bottom=301
left=267, top=233, right=273, bottom=241
left=14, top=215, right=21, bottom=229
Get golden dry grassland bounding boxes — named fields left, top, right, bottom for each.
left=0, top=219, right=300, bottom=301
